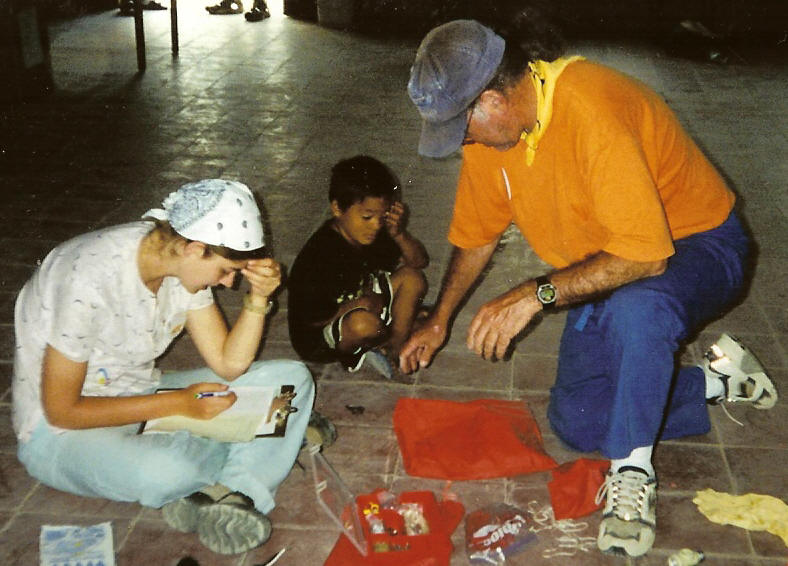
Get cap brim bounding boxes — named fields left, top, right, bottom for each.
left=417, top=111, right=467, bottom=158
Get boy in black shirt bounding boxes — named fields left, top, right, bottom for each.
left=288, top=155, right=428, bottom=377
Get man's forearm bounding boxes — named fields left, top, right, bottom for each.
left=547, top=251, right=667, bottom=308
left=432, top=240, right=498, bottom=324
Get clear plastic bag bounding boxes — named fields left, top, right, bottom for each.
left=465, top=504, right=537, bottom=564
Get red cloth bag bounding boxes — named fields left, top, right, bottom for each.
left=547, top=458, right=610, bottom=519
left=324, top=490, right=465, bottom=566
left=393, top=398, right=557, bottom=480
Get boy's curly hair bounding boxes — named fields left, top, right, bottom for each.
left=329, top=155, right=400, bottom=211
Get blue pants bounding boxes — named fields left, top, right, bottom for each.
left=547, top=213, right=750, bottom=459
left=18, top=359, right=314, bottom=514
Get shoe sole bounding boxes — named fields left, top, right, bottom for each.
left=306, top=412, right=337, bottom=448
left=162, top=497, right=201, bottom=532
left=598, top=525, right=655, bottom=557
left=197, top=504, right=272, bottom=555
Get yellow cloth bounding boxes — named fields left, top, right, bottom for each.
left=520, top=55, right=584, bottom=166
left=693, top=489, right=788, bottom=547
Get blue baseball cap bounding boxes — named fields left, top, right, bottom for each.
left=407, top=20, right=505, bottom=158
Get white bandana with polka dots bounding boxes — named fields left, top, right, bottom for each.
left=144, top=179, right=265, bottom=251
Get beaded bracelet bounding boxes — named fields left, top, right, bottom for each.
left=243, top=293, right=273, bottom=315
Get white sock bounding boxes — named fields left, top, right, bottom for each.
left=611, top=446, right=654, bottom=477
left=700, top=363, right=726, bottom=399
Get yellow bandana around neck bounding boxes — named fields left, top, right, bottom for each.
left=520, top=55, right=585, bottom=165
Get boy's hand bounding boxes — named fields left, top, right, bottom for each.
left=385, top=201, right=408, bottom=238
left=242, top=258, right=281, bottom=299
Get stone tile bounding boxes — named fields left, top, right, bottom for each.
left=315, top=380, right=413, bottom=428
left=242, top=528, right=341, bottom=566
left=414, top=350, right=512, bottom=391
left=713, top=402, right=788, bottom=449
left=650, top=494, right=751, bottom=555
left=116, top=518, right=239, bottom=565
left=0, top=513, right=133, bottom=566
left=653, top=444, right=732, bottom=494
left=512, top=353, right=559, bottom=393
left=319, top=425, right=399, bottom=477
left=726, top=447, right=788, bottom=499
left=0, top=363, right=12, bottom=404
left=0, top=454, right=38, bottom=511
left=0, top=406, right=18, bottom=454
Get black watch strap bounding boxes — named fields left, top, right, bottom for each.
left=535, top=275, right=557, bottom=310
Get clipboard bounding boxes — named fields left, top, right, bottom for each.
left=138, top=384, right=296, bottom=442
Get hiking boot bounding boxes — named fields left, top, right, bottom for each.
left=305, top=410, right=337, bottom=448
left=196, top=492, right=272, bottom=555
left=703, top=333, right=777, bottom=409
left=206, top=0, right=243, bottom=14
left=596, top=467, right=657, bottom=557
left=162, top=491, right=214, bottom=532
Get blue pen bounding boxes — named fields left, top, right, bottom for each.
left=195, top=391, right=233, bottom=399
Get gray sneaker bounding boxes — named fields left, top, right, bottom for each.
left=196, top=492, right=272, bottom=555
left=596, top=467, right=657, bottom=557
left=162, top=492, right=214, bottom=533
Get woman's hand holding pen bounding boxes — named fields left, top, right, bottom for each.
left=181, top=383, right=236, bottom=419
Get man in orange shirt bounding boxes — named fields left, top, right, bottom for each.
left=400, top=14, right=777, bottom=558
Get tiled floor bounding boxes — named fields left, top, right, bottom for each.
left=0, top=2, right=786, bottom=565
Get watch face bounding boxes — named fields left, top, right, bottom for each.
left=537, top=283, right=556, bottom=304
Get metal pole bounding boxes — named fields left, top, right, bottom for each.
left=133, top=0, right=146, bottom=71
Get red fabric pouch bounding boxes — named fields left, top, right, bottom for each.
left=324, top=490, right=465, bottom=566
left=393, top=398, right=557, bottom=480
left=547, top=458, right=609, bottom=519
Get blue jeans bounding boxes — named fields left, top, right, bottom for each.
left=547, top=212, right=750, bottom=459
left=18, top=359, right=314, bottom=514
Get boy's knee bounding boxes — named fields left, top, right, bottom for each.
left=341, top=308, right=387, bottom=346
left=393, top=266, right=427, bottom=296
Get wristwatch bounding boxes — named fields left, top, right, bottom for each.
left=535, top=276, right=557, bottom=310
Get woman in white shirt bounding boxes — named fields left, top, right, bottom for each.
left=13, top=179, right=315, bottom=555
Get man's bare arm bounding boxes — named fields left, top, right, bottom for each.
left=399, top=239, right=499, bottom=372
left=468, top=251, right=667, bottom=359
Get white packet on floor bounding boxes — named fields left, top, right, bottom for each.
left=40, top=521, right=115, bottom=566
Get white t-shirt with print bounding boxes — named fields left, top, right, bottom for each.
left=13, top=222, right=214, bottom=443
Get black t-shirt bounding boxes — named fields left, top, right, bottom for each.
left=287, top=220, right=401, bottom=360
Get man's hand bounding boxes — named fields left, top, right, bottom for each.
left=467, top=286, right=542, bottom=360
left=242, top=258, right=281, bottom=299
left=398, top=317, right=447, bottom=373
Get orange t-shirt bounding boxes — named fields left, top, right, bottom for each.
left=448, top=60, right=735, bottom=268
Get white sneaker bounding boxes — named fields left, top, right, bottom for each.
left=361, top=348, right=394, bottom=379
left=596, top=467, right=657, bottom=557
left=703, top=333, right=777, bottom=409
